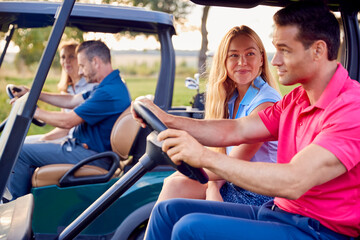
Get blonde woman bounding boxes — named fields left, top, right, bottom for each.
left=25, top=41, right=97, bottom=142
left=157, top=26, right=281, bottom=206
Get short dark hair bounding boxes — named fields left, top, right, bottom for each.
left=273, top=1, right=340, bottom=60
left=76, top=40, right=111, bottom=63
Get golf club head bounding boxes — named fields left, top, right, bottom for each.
left=185, top=77, right=199, bottom=90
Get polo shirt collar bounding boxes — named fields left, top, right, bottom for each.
left=98, top=69, right=120, bottom=87
left=228, top=76, right=265, bottom=106
left=314, top=63, right=347, bottom=109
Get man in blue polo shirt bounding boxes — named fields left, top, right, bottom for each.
left=8, top=40, right=131, bottom=200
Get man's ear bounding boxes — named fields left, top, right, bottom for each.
left=312, top=40, right=327, bottom=60
left=91, top=56, right=101, bottom=69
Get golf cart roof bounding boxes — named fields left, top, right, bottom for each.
left=0, top=1, right=175, bottom=34
left=190, top=0, right=359, bottom=12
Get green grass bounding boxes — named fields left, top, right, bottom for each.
left=0, top=74, right=202, bottom=135
left=121, top=75, right=201, bottom=106
left=0, top=66, right=296, bottom=136
left=279, top=84, right=299, bottom=96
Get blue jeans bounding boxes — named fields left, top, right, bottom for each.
left=145, top=199, right=353, bottom=240
left=8, top=138, right=108, bottom=199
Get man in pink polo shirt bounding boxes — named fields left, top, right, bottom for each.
left=133, top=2, right=360, bottom=239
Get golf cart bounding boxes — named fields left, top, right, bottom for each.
left=64, top=0, right=360, bottom=239
left=0, top=1, right=205, bottom=239
left=1, top=0, right=359, bottom=240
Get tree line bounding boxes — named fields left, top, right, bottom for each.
left=4, top=0, right=211, bottom=74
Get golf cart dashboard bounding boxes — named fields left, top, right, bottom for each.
left=168, top=108, right=204, bottom=119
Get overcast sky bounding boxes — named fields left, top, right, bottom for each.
left=2, top=4, right=280, bottom=54
left=83, top=4, right=280, bottom=53
left=173, top=5, right=280, bottom=52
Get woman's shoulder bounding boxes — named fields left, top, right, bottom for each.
left=244, top=81, right=282, bottom=115
left=256, top=82, right=282, bottom=102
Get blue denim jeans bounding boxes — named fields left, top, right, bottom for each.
left=145, top=199, right=353, bottom=240
left=8, top=138, right=107, bottom=199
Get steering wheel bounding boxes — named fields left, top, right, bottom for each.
left=133, top=101, right=208, bottom=184
left=6, top=84, right=46, bottom=127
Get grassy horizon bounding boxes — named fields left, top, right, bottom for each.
left=0, top=61, right=295, bottom=136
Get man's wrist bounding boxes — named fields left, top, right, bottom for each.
left=199, top=146, right=213, bottom=169
left=161, top=111, right=175, bottom=128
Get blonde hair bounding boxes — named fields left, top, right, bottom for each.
left=57, top=41, right=79, bottom=93
left=205, top=25, right=279, bottom=153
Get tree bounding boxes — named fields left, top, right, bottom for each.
left=198, top=6, right=210, bottom=74
left=11, top=0, right=195, bottom=70
left=12, top=27, right=83, bottom=69
left=129, top=0, right=211, bottom=74
left=129, top=0, right=192, bottom=23
left=128, top=0, right=211, bottom=74
left=13, top=27, right=52, bottom=68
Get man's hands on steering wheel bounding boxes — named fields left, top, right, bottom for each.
left=6, top=84, right=28, bottom=100
left=158, top=129, right=207, bottom=169
left=131, top=97, right=163, bottom=129
left=6, top=84, right=46, bottom=127
left=132, top=100, right=208, bottom=184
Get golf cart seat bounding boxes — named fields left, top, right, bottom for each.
left=31, top=106, right=140, bottom=188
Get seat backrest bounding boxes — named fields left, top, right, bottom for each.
left=110, top=106, right=140, bottom=160
left=31, top=106, right=140, bottom=188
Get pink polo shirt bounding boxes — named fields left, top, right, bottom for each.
left=259, top=64, right=360, bottom=237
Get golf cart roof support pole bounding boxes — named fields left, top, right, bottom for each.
left=57, top=154, right=152, bottom=240
left=341, top=2, right=360, bottom=81
left=22, top=0, right=75, bottom=121
left=0, top=25, right=15, bottom=69
left=154, top=28, right=175, bottom=111
left=0, top=0, right=75, bottom=200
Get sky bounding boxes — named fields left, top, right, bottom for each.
left=173, top=4, right=280, bottom=52
left=84, top=4, right=280, bottom=53
left=2, top=4, right=280, bottom=54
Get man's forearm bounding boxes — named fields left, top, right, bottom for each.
left=139, top=99, right=251, bottom=147
left=202, top=149, right=294, bottom=199
left=40, top=127, right=70, bottom=141
left=39, top=92, right=82, bottom=109
left=163, top=114, right=242, bottom=147
left=35, top=109, right=82, bottom=129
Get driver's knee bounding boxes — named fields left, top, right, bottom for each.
left=172, top=213, right=206, bottom=240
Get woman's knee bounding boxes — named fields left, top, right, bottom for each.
left=159, top=174, right=207, bottom=201
left=163, top=174, right=192, bottom=188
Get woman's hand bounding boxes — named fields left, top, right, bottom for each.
left=206, top=180, right=226, bottom=201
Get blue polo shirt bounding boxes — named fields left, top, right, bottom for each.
left=73, top=70, right=131, bottom=152
left=228, top=76, right=281, bottom=119
left=226, top=76, right=281, bottom=161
